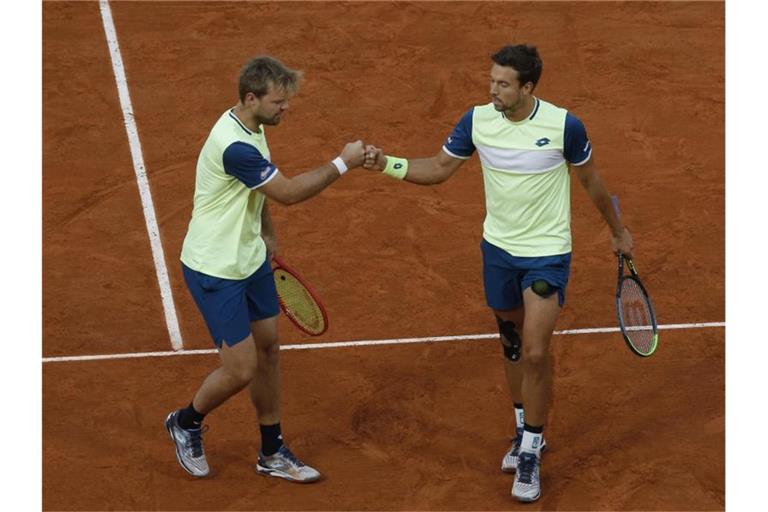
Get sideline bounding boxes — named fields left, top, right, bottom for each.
left=99, top=0, right=183, bottom=350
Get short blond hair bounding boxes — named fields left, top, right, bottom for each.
left=238, top=56, right=302, bottom=102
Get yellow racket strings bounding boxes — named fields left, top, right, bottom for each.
left=273, top=269, right=325, bottom=333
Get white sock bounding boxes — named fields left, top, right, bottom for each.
left=514, top=405, right=525, bottom=431
left=520, top=428, right=544, bottom=456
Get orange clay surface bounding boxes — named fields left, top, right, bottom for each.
left=43, top=1, right=724, bottom=510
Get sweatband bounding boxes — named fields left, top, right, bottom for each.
left=383, top=156, right=408, bottom=180
left=331, top=156, right=348, bottom=175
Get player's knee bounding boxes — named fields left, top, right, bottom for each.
left=522, top=345, right=549, bottom=366
left=496, top=315, right=522, bottom=362
left=227, top=363, right=257, bottom=386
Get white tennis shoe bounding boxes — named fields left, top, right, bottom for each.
left=256, top=445, right=320, bottom=483
left=165, top=410, right=210, bottom=477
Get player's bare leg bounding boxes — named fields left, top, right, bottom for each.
left=511, top=286, right=561, bottom=501
left=496, top=307, right=536, bottom=473
left=249, top=315, right=321, bottom=483
left=495, top=307, right=526, bottom=404
left=248, top=316, right=281, bottom=425
left=193, top=334, right=259, bottom=414
left=165, top=334, right=258, bottom=477
left=519, top=287, right=560, bottom=426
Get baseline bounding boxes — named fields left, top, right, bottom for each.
left=42, top=321, right=725, bottom=363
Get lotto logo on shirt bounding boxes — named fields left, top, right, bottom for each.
left=535, top=137, right=551, bottom=147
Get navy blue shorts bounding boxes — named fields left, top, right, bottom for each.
left=182, top=259, right=280, bottom=347
left=481, top=239, right=571, bottom=310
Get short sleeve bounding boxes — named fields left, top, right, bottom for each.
left=222, top=142, right=279, bottom=188
left=442, top=108, right=475, bottom=159
left=563, top=112, right=592, bottom=166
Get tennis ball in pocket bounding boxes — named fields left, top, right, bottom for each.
left=531, top=279, right=553, bottom=297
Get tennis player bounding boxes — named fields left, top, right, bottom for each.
left=166, top=56, right=366, bottom=482
left=363, top=44, right=634, bottom=502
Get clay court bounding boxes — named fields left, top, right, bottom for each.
left=42, top=1, right=724, bottom=510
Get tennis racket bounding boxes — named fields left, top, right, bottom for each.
left=611, top=196, right=659, bottom=357
left=271, top=255, right=329, bottom=336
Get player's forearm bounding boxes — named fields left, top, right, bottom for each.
left=401, top=157, right=448, bottom=185
left=260, top=202, right=276, bottom=238
left=583, top=176, right=624, bottom=236
left=282, top=164, right=341, bottom=205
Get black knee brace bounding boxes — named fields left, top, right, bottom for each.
left=531, top=279, right=556, bottom=299
left=496, top=315, right=522, bottom=362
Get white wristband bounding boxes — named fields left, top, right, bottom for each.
left=331, top=156, right=348, bottom=175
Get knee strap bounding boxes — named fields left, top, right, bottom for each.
left=496, top=315, right=522, bottom=362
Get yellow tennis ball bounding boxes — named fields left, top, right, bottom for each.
left=532, top=280, right=551, bottom=296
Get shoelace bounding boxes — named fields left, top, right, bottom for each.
left=278, top=446, right=305, bottom=468
left=517, top=453, right=538, bottom=484
left=185, top=425, right=208, bottom=458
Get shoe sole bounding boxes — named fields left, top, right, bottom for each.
left=255, top=464, right=321, bottom=484
left=513, top=490, right=541, bottom=503
left=165, top=412, right=209, bottom=478
left=501, top=442, right=548, bottom=473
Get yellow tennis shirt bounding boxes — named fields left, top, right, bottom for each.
left=442, top=98, right=592, bottom=257
left=181, top=109, right=279, bottom=279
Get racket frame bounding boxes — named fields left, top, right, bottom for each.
left=271, top=255, right=329, bottom=336
left=615, top=253, right=659, bottom=357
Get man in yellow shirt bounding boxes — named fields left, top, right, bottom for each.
left=364, top=44, right=634, bottom=502
left=167, top=56, right=365, bottom=483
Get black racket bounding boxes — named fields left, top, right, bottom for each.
left=611, top=196, right=659, bottom=357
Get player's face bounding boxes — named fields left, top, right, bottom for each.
left=489, top=64, right=529, bottom=113
left=255, top=86, right=292, bottom=126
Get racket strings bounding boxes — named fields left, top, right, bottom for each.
left=619, top=279, right=655, bottom=353
left=273, top=269, right=326, bottom=334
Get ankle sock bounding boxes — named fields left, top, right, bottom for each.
left=260, top=422, right=284, bottom=456
left=513, top=402, right=525, bottom=431
left=521, top=423, right=544, bottom=455
left=177, top=402, right=206, bottom=430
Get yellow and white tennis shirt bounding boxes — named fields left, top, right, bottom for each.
left=443, top=98, right=592, bottom=257
left=181, top=109, right=279, bottom=279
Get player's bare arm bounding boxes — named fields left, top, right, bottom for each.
left=260, top=202, right=278, bottom=257
left=571, top=157, right=634, bottom=257
left=363, top=146, right=464, bottom=185
left=260, top=140, right=366, bottom=205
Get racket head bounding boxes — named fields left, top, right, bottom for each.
left=615, top=260, right=659, bottom=357
left=271, top=256, right=329, bottom=336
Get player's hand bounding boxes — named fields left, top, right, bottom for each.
left=341, top=140, right=366, bottom=169
left=612, top=227, right=634, bottom=259
left=363, top=145, right=387, bottom=171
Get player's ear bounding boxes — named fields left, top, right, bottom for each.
left=244, top=91, right=260, bottom=107
left=522, top=81, right=534, bottom=95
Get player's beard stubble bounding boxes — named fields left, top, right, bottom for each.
left=257, top=113, right=282, bottom=126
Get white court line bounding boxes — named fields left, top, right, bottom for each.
left=99, top=0, right=183, bottom=351
left=41, top=321, right=725, bottom=364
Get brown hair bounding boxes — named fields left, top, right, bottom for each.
left=238, top=56, right=302, bottom=101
